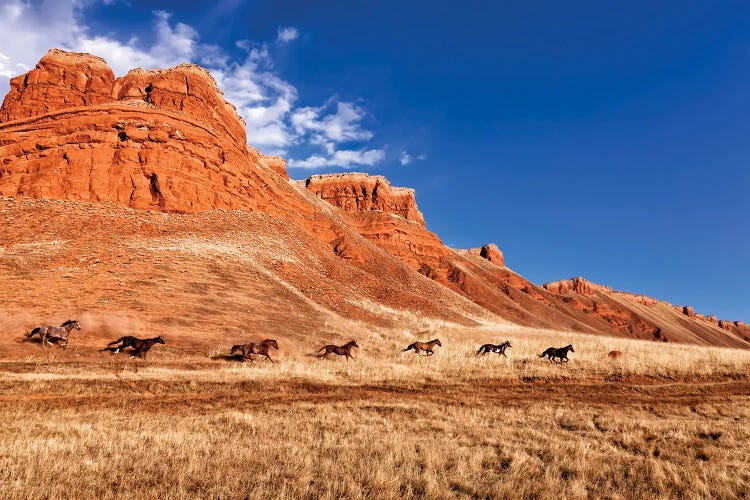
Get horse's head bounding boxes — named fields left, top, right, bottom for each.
left=505, top=341, right=512, bottom=348
left=434, top=339, right=442, bottom=347
left=567, top=344, right=574, bottom=352
left=155, top=336, right=165, bottom=344
left=62, top=320, right=81, bottom=330
left=349, top=340, right=359, bottom=348
left=265, top=339, right=279, bottom=350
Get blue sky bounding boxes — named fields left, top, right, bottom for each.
left=1, top=1, right=748, bottom=321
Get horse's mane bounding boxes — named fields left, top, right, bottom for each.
left=60, top=320, right=78, bottom=327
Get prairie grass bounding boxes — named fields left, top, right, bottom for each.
left=1, top=326, right=749, bottom=499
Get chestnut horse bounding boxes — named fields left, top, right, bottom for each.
left=477, top=340, right=512, bottom=356
left=404, top=339, right=442, bottom=356
left=26, top=320, right=81, bottom=348
left=230, top=339, right=279, bottom=362
left=105, top=336, right=165, bottom=359
left=539, top=344, right=575, bottom=364
left=317, top=340, right=359, bottom=361
left=608, top=350, right=623, bottom=360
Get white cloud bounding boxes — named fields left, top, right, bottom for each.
left=399, top=151, right=426, bottom=165
left=276, top=26, right=299, bottom=44
left=291, top=101, right=373, bottom=143
left=0, top=1, right=383, bottom=168
left=288, top=148, right=385, bottom=169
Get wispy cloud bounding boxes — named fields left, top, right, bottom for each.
left=0, top=1, right=382, bottom=168
left=399, top=151, right=426, bottom=166
left=276, top=26, right=299, bottom=44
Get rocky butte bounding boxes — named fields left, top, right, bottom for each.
left=0, top=49, right=748, bottom=350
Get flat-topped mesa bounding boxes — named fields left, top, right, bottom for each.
left=113, top=65, right=246, bottom=147
left=304, top=173, right=426, bottom=225
left=467, top=243, right=505, bottom=267
left=542, top=276, right=612, bottom=296
left=0, top=49, right=115, bottom=122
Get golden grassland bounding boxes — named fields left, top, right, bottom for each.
left=2, top=326, right=750, bottom=499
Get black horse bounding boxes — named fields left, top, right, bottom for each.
left=104, top=336, right=165, bottom=359
left=539, top=345, right=575, bottom=364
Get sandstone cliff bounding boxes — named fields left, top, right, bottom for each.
left=305, top=173, right=425, bottom=225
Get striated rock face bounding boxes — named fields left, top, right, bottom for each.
left=1, top=49, right=115, bottom=122
left=305, top=173, right=425, bottom=225
left=543, top=277, right=612, bottom=296
left=0, top=49, right=299, bottom=213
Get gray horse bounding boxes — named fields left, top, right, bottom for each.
left=26, top=320, right=81, bottom=348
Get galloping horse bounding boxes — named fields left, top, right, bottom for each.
left=477, top=340, right=512, bottom=356
left=317, top=340, right=359, bottom=361
left=404, top=339, right=442, bottom=356
left=539, top=344, right=575, bottom=364
left=26, top=320, right=81, bottom=348
left=230, top=339, right=279, bottom=363
left=105, top=336, right=165, bottom=359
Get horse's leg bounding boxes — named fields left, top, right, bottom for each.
left=265, top=353, right=274, bottom=363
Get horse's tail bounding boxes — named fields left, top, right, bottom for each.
left=25, top=327, right=41, bottom=338
left=107, top=337, right=126, bottom=346
left=404, top=343, right=415, bottom=352
left=538, top=350, right=547, bottom=358
left=317, top=345, right=328, bottom=353
left=477, top=345, right=486, bottom=354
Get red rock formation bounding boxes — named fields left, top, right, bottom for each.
left=112, top=65, right=246, bottom=148
left=467, top=243, right=504, bottom=267
left=0, top=49, right=303, bottom=214
left=543, top=277, right=612, bottom=296
left=682, top=306, right=695, bottom=318
left=305, top=173, right=425, bottom=225
left=718, top=320, right=733, bottom=330
left=257, top=153, right=288, bottom=179
left=0, top=49, right=115, bottom=122
left=706, top=315, right=718, bottom=324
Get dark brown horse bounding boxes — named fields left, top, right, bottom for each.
left=230, top=339, right=279, bottom=362
left=317, top=340, right=359, bottom=361
left=539, top=344, right=574, bottom=364
left=25, top=320, right=81, bottom=348
left=105, top=336, right=165, bottom=359
left=477, top=340, right=512, bottom=356
left=404, top=339, right=442, bottom=356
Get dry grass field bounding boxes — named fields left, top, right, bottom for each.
left=2, top=325, right=750, bottom=499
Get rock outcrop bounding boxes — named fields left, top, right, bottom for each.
left=543, top=277, right=612, bottom=296
left=0, top=49, right=115, bottom=122
left=0, top=49, right=299, bottom=213
left=467, top=243, right=504, bottom=267
left=305, top=173, right=425, bottom=225
left=682, top=306, right=695, bottom=318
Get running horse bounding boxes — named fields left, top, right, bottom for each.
left=25, top=320, right=81, bottom=348
left=105, top=336, right=165, bottom=359
left=317, top=340, right=359, bottom=361
left=477, top=340, right=512, bottom=356
left=230, top=339, right=279, bottom=363
left=404, top=339, right=442, bottom=356
left=539, top=344, right=575, bottom=364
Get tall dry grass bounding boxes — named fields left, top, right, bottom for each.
left=1, top=326, right=749, bottom=498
